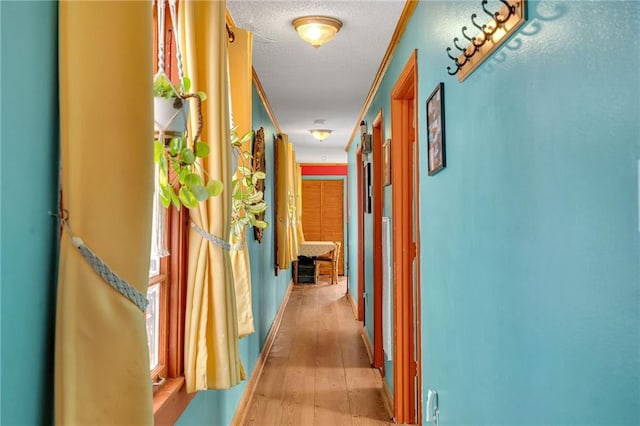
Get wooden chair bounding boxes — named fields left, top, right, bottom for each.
left=315, top=241, right=341, bottom=284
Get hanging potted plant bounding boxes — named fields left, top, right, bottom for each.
left=151, top=0, right=222, bottom=210
left=153, top=77, right=223, bottom=210
left=153, top=74, right=191, bottom=134
left=229, top=127, right=268, bottom=241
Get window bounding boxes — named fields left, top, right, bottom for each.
left=147, top=192, right=194, bottom=421
left=148, top=4, right=195, bottom=421
left=147, top=199, right=169, bottom=384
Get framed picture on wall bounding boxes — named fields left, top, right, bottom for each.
left=364, top=163, right=372, bottom=213
left=382, top=139, right=391, bottom=186
left=252, top=127, right=266, bottom=243
left=426, top=82, right=446, bottom=176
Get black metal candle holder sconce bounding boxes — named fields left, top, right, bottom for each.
left=446, top=0, right=527, bottom=82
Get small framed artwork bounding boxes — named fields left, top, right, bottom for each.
left=382, top=139, right=391, bottom=186
left=363, top=163, right=372, bottom=213
left=252, top=127, right=266, bottom=243
left=426, top=82, right=446, bottom=176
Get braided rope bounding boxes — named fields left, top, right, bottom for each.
left=62, top=219, right=148, bottom=312
left=157, top=0, right=165, bottom=73
left=168, top=0, right=185, bottom=90
left=192, top=223, right=245, bottom=251
left=75, top=241, right=149, bottom=311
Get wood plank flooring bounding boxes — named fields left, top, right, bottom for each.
left=243, top=277, right=393, bottom=426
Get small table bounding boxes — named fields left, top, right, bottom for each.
left=294, top=241, right=336, bottom=284
left=299, top=241, right=336, bottom=257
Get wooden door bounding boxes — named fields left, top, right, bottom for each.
left=301, top=179, right=344, bottom=275
left=372, top=110, right=384, bottom=373
left=356, top=148, right=365, bottom=321
left=391, top=50, right=421, bottom=424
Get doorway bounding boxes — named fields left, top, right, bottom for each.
left=356, top=147, right=365, bottom=322
left=390, top=50, right=422, bottom=425
left=372, top=110, right=384, bottom=374
left=301, top=178, right=346, bottom=275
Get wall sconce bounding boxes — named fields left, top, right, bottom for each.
left=293, top=16, right=342, bottom=48
left=309, top=128, right=333, bottom=142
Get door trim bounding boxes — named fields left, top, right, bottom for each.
left=372, top=109, right=385, bottom=373
left=390, top=49, right=422, bottom=425
left=356, top=146, right=365, bottom=321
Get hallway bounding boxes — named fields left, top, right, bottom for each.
left=243, top=278, right=392, bottom=425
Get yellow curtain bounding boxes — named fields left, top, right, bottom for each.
left=228, top=27, right=255, bottom=338
left=276, top=134, right=291, bottom=269
left=287, top=143, right=301, bottom=257
left=295, top=164, right=305, bottom=242
left=276, top=134, right=301, bottom=269
left=180, top=0, right=244, bottom=392
left=56, top=1, right=153, bottom=424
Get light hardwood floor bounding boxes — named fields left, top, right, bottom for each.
left=243, top=277, right=393, bottom=426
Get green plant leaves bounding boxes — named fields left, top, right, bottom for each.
left=181, top=77, right=191, bottom=93
left=237, top=166, right=252, bottom=176
left=180, top=149, right=195, bottom=165
left=153, top=74, right=176, bottom=98
left=183, top=173, right=203, bottom=187
left=195, top=142, right=209, bottom=158
left=228, top=128, right=269, bottom=242
left=178, top=186, right=198, bottom=209
left=177, top=166, right=190, bottom=184
left=160, top=185, right=173, bottom=208
left=239, top=130, right=253, bottom=145
left=153, top=74, right=219, bottom=210
left=247, top=191, right=264, bottom=203
left=169, top=137, right=184, bottom=155
left=191, top=184, right=209, bottom=201
left=252, top=171, right=266, bottom=185
left=247, top=201, right=267, bottom=214
left=207, top=179, right=223, bottom=196
left=154, top=133, right=218, bottom=210
left=154, top=75, right=203, bottom=103
left=154, top=140, right=164, bottom=163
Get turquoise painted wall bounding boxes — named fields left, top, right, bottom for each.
left=349, top=1, right=639, bottom=423
left=0, top=1, right=59, bottom=424
left=177, top=84, right=292, bottom=425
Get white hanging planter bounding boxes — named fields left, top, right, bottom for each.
left=154, top=96, right=189, bottom=135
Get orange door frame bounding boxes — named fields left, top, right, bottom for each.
left=372, top=110, right=385, bottom=372
left=390, top=49, right=422, bottom=425
left=356, top=146, right=365, bottom=322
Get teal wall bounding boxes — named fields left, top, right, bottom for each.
left=177, top=84, right=292, bottom=425
left=348, top=0, right=639, bottom=423
left=0, top=1, right=59, bottom=424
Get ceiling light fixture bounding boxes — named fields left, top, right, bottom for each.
left=292, top=16, right=342, bottom=48
left=309, top=129, right=332, bottom=142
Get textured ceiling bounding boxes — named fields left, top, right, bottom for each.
left=226, top=1, right=406, bottom=162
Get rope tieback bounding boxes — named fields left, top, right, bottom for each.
left=192, top=222, right=245, bottom=251
left=55, top=212, right=148, bottom=312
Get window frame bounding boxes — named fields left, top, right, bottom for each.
left=151, top=1, right=196, bottom=421
left=148, top=237, right=170, bottom=385
left=151, top=206, right=194, bottom=423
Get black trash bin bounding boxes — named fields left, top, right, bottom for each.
left=297, top=256, right=316, bottom=284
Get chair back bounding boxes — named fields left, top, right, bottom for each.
left=332, top=241, right=341, bottom=263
